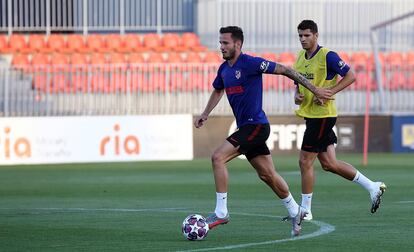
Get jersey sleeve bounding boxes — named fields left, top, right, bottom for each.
left=251, top=56, right=277, bottom=74
left=212, top=64, right=224, bottom=90
left=326, top=51, right=350, bottom=79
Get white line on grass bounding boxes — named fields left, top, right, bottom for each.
left=395, top=201, right=414, bottom=204
left=176, top=212, right=335, bottom=252
left=0, top=207, right=335, bottom=251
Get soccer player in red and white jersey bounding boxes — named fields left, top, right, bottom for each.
left=194, top=26, right=333, bottom=236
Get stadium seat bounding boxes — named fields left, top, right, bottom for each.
left=203, top=51, right=222, bottom=63
left=128, top=53, right=145, bottom=64
left=50, top=53, right=69, bottom=72
left=278, top=52, right=295, bottom=65
left=386, top=51, right=403, bottom=68
left=22, top=34, right=46, bottom=53
left=70, top=53, right=89, bottom=92
left=64, top=34, right=86, bottom=53
left=31, top=53, right=50, bottom=66
left=105, top=34, right=123, bottom=53
left=350, top=51, right=368, bottom=69
left=166, top=52, right=183, bottom=63
left=147, top=52, right=165, bottom=63
left=45, top=34, right=67, bottom=53
left=183, top=52, right=203, bottom=63
left=0, top=35, right=8, bottom=53
left=86, top=34, right=106, bottom=53
left=143, top=33, right=162, bottom=51
left=181, top=32, right=207, bottom=52
left=406, top=51, right=414, bottom=69
left=11, top=54, right=30, bottom=69
left=261, top=52, right=277, bottom=62
left=159, top=33, right=181, bottom=52
left=31, top=54, right=50, bottom=92
left=71, top=53, right=89, bottom=66
left=90, top=53, right=107, bottom=65
left=8, top=34, right=27, bottom=53
left=118, top=34, right=145, bottom=53
left=108, top=53, right=127, bottom=66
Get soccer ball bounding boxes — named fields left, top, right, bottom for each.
left=181, top=214, right=209, bottom=241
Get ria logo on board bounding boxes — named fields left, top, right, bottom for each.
left=100, top=124, right=140, bottom=156
left=0, top=127, right=31, bottom=158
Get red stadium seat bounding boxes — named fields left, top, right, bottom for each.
left=24, top=34, right=46, bottom=53
left=166, top=52, right=183, bottom=63
left=64, top=34, right=86, bottom=53
left=181, top=33, right=207, bottom=52
left=203, top=51, right=222, bottom=63
left=105, top=34, right=123, bottom=53
left=11, top=54, right=30, bottom=69
left=9, top=34, right=27, bottom=53
left=45, top=34, right=67, bottom=53
left=183, top=52, right=203, bottom=63
left=118, top=34, right=145, bottom=53
left=261, top=52, right=278, bottom=62
left=351, top=51, right=369, bottom=70
left=143, top=33, right=162, bottom=51
left=159, top=33, right=181, bottom=52
left=0, top=35, right=8, bottom=53
left=147, top=52, right=165, bottom=63
left=278, top=52, right=295, bottom=66
left=128, top=53, right=145, bottom=64
left=86, top=34, right=106, bottom=53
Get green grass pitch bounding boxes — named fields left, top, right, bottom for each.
left=0, top=153, right=413, bottom=251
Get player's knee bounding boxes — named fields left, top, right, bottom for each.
left=258, top=172, right=271, bottom=183
left=299, top=158, right=312, bottom=170
left=320, top=160, right=336, bottom=172
left=211, top=151, right=225, bottom=166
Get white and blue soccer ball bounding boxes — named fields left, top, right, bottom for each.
left=181, top=214, right=209, bottom=241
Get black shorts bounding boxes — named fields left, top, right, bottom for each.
left=301, top=117, right=337, bottom=153
left=226, top=123, right=271, bottom=160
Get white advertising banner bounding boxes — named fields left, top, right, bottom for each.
left=0, top=115, right=193, bottom=165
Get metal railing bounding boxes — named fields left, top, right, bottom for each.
left=0, top=0, right=195, bottom=34
left=1, top=64, right=413, bottom=117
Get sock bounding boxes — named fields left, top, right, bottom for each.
left=301, top=193, right=313, bottom=212
left=281, top=193, right=299, bottom=217
left=353, top=171, right=375, bottom=192
left=214, top=192, right=228, bottom=218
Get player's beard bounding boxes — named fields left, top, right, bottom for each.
left=222, top=46, right=236, bottom=60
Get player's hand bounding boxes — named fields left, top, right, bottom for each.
left=314, top=87, right=334, bottom=100
left=313, top=96, right=327, bottom=106
left=194, top=114, right=208, bottom=128
left=294, top=93, right=304, bottom=105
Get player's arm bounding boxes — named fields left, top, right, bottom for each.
left=194, top=89, right=225, bottom=128
left=330, top=69, right=356, bottom=94
left=294, top=84, right=304, bottom=105
left=273, top=64, right=333, bottom=100
left=326, top=51, right=356, bottom=94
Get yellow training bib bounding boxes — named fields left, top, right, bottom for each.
left=294, top=47, right=337, bottom=118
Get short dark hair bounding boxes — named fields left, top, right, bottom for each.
left=219, top=26, right=244, bottom=45
left=297, top=20, right=318, bottom=33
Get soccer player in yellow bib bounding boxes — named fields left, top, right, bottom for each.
left=293, top=20, right=386, bottom=221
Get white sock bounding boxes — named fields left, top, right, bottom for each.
left=301, top=193, right=313, bottom=212
left=214, top=192, right=228, bottom=218
left=281, top=193, right=299, bottom=217
left=353, top=171, right=375, bottom=192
